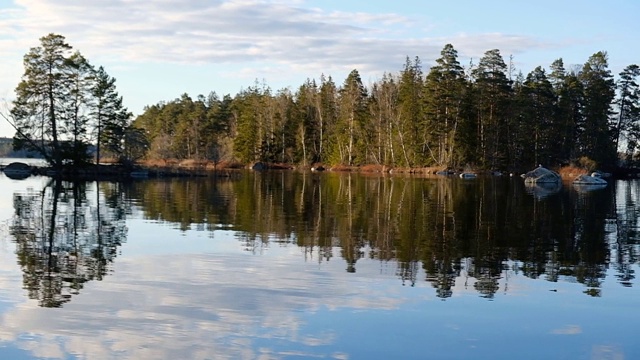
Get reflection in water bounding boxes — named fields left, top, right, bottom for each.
left=524, top=181, right=562, bottom=199
left=2, top=174, right=640, bottom=359
left=115, top=173, right=636, bottom=298
left=10, top=179, right=127, bottom=307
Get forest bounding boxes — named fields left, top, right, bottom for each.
left=6, top=34, right=640, bottom=173
left=133, top=45, right=640, bottom=173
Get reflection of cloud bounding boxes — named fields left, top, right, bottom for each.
left=591, top=345, right=624, bottom=360
left=550, top=325, right=582, bottom=335
left=0, top=251, right=405, bottom=359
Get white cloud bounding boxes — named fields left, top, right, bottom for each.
left=1, top=0, right=550, bottom=77
left=0, top=0, right=557, bottom=132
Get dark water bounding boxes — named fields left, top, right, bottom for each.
left=0, top=171, right=638, bottom=359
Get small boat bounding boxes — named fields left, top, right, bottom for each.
left=573, top=174, right=607, bottom=186
left=459, top=173, right=477, bottom=179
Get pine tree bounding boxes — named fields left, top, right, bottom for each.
left=92, top=66, right=131, bottom=164
left=397, top=56, right=424, bottom=166
left=521, top=66, right=556, bottom=167
left=11, top=33, right=74, bottom=169
left=578, top=51, right=616, bottom=166
left=424, top=44, right=467, bottom=167
left=472, top=49, right=512, bottom=169
left=336, top=69, right=368, bottom=165
left=615, top=64, right=640, bottom=161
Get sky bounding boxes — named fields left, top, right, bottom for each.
left=0, top=0, right=638, bottom=138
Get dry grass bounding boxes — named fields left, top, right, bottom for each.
left=330, top=164, right=356, bottom=172
left=360, top=164, right=386, bottom=173
left=139, top=159, right=244, bottom=171
left=557, top=165, right=589, bottom=181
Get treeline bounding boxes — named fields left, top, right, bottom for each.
left=134, top=44, right=640, bottom=171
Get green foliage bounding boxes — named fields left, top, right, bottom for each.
left=578, top=51, right=617, bottom=165
left=424, top=44, right=467, bottom=168
left=10, top=33, right=133, bottom=168
left=128, top=45, right=635, bottom=171
left=472, top=49, right=512, bottom=169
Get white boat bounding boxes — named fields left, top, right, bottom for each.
left=573, top=174, right=607, bottom=186
left=459, top=173, right=477, bottom=179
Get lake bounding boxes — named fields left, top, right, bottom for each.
left=0, top=170, right=638, bottom=360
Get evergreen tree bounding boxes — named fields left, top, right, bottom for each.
left=615, top=64, right=640, bottom=161
left=63, top=52, right=94, bottom=165
left=92, top=66, right=131, bottom=164
left=424, top=44, right=466, bottom=167
left=578, top=51, right=616, bottom=166
left=335, top=69, right=368, bottom=165
left=472, top=49, right=512, bottom=169
left=11, top=33, right=74, bottom=169
left=319, top=75, right=339, bottom=163
left=295, top=79, right=319, bottom=165
left=397, top=56, right=424, bottom=166
left=520, top=66, right=556, bottom=167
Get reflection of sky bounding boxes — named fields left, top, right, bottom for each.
left=0, top=177, right=638, bottom=359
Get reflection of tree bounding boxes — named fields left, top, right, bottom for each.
left=11, top=179, right=127, bottom=307
left=125, top=172, right=626, bottom=298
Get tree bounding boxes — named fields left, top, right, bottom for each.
left=472, top=49, right=512, bottom=169
left=335, top=69, right=368, bottom=165
left=10, top=33, right=74, bottom=169
left=92, top=66, right=131, bottom=164
left=615, top=64, right=640, bottom=161
left=424, top=44, right=467, bottom=167
left=63, top=52, right=94, bottom=165
left=397, top=56, right=424, bottom=167
left=578, top=51, right=616, bottom=166
left=520, top=66, right=556, bottom=167
left=9, top=33, right=130, bottom=169
left=549, top=58, right=583, bottom=163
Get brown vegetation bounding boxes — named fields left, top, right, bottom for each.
left=557, top=165, right=589, bottom=181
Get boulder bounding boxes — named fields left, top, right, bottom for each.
left=251, top=162, right=267, bottom=171
left=3, top=162, right=32, bottom=179
left=522, top=166, right=561, bottom=184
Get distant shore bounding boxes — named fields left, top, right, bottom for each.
left=2, top=156, right=637, bottom=181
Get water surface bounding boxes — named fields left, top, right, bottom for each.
left=0, top=171, right=638, bottom=359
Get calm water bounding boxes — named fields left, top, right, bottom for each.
left=0, top=170, right=638, bottom=360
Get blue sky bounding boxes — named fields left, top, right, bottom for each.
left=0, top=0, right=638, bottom=138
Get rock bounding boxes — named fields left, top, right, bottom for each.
left=3, top=162, right=32, bottom=180
left=251, top=162, right=267, bottom=171
left=522, top=166, right=561, bottom=184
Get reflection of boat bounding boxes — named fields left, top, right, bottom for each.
left=3, top=162, right=32, bottom=180
left=525, top=181, right=562, bottom=199
left=130, top=170, right=149, bottom=178
left=573, top=183, right=608, bottom=193
left=573, top=174, right=608, bottom=193
left=573, top=174, right=608, bottom=186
